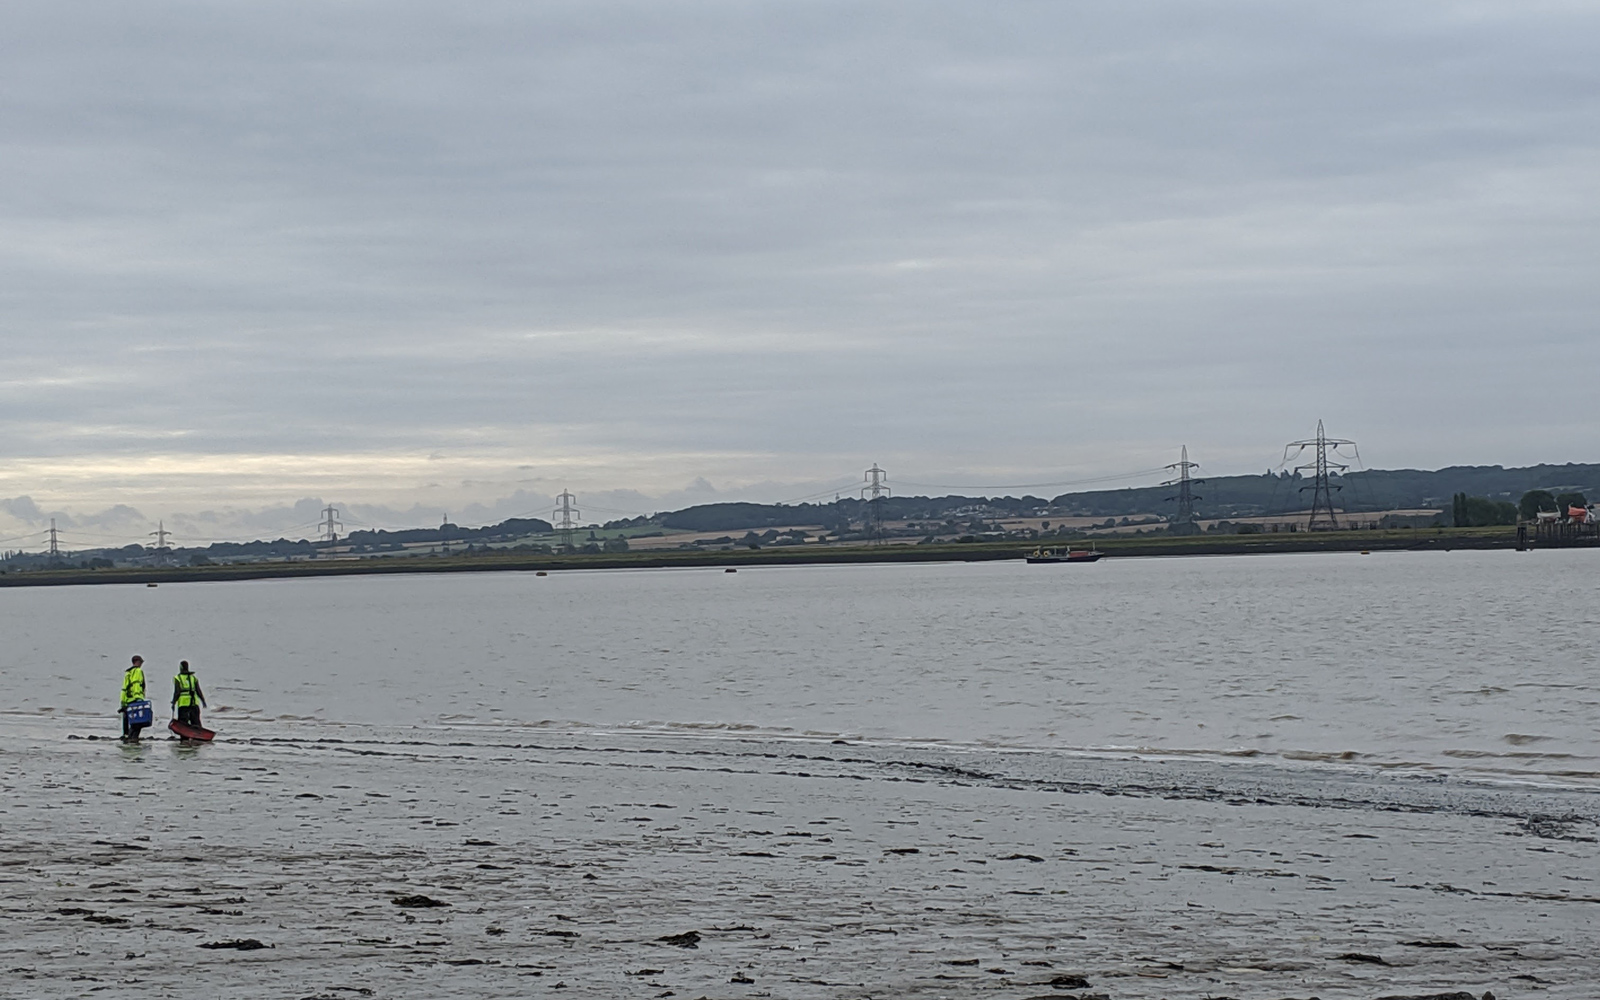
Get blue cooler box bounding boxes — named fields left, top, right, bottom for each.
left=124, top=700, right=153, bottom=726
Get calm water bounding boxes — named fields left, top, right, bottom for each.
left=2, top=549, right=1596, bottom=782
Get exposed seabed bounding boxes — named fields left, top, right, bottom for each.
left=2, top=721, right=1595, bottom=999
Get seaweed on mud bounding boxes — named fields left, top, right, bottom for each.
left=1336, top=951, right=1390, bottom=964
left=1034, top=974, right=1090, bottom=988
left=198, top=939, right=271, bottom=950
left=656, top=930, right=701, bottom=948
left=1518, top=814, right=1597, bottom=842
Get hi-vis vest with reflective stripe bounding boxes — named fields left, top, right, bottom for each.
left=121, top=667, right=145, bottom=707
left=174, top=672, right=199, bottom=708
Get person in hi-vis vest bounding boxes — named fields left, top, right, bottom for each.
left=172, top=660, right=208, bottom=728
left=120, top=656, right=148, bottom=740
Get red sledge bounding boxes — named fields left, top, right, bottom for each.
left=169, top=719, right=215, bottom=742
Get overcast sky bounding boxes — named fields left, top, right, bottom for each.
left=3, top=1, right=1598, bottom=544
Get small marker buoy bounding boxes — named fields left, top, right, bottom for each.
left=725, top=568, right=737, bottom=573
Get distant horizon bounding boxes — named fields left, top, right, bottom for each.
left=6, top=454, right=1599, bottom=552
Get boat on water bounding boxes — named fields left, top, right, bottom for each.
left=1025, top=545, right=1102, bottom=564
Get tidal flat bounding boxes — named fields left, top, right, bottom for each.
left=1, top=721, right=1595, bottom=999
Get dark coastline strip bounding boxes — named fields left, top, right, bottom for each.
left=0, top=527, right=1536, bottom=588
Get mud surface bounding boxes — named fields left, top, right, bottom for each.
left=3, top=720, right=1595, bottom=998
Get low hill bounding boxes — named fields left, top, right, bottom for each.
left=1047, top=463, right=1600, bottom=519
left=644, top=463, right=1600, bottom=531
left=343, top=517, right=553, bottom=547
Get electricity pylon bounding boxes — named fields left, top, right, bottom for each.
left=860, top=465, right=889, bottom=545
left=1285, top=420, right=1356, bottom=530
left=319, top=504, right=343, bottom=544
left=1163, top=446, right=1203, bottom=532
left=148, top=520, right=172, bottom=565
left=48, top=518, right=60, bottom=557
left=553, top=491, right=580, bottom=550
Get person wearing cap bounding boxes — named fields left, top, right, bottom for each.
left=120, top=656, right=148, bottom=740
left=171, top=660, right=207, bottom=729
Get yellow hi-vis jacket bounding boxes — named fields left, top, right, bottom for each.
left=174, top=672, right=200, bottom=708
left=121, top=666, right=145, bottom=707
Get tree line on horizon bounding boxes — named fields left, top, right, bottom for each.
left=1450, top=488, right=1590, bottom=527
left=630, top=462, right=1600, bottom=533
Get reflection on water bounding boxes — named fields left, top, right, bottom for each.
left=2, top=549, right=1597, bottom=782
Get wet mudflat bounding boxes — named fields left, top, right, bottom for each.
left=2, top=720, right=1595, bottom=999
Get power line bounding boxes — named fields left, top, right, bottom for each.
left=893, top=467, right=1172, bottom=493
left=772, top=478, right=873, bottom=506
left=577, top=502, right=653, bottom=517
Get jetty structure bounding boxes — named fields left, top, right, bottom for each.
left=1519, top=506, right=1600, bottom=549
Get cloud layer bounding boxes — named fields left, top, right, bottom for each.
left=2, top=1, right=1598, bottom=542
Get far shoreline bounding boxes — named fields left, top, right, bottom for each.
left=0, top=524, right=1556, bottom=588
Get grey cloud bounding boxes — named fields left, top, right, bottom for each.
left=2, top=1, right=1598, bottom=518
left=1, top=497, right=48, bottom=523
